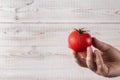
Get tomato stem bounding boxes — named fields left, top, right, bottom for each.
left=74, top=28, right=86, bottom=34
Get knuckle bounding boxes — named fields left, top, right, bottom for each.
left=104, top=44, right=112, bottom=52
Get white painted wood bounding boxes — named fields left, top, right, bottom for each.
left=1, top=8, right=120, bottom=23
left=0, top=24, right=120, bottom=47
left=0, top=24, right=120, bottom=79
left=1, top=0, right=120, bottom=8
left=0, top=56, right=119, bottom=80
left=13, top=9, right=120, bottom=23
left=0, top=46, right=120, bottom=80
left=0, top=0, right=120, bottom=22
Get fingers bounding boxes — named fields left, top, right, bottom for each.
left=94, top=50, right=109, bottom=76
left=73, top=51, right=87, bottom=67
left=92, top=37, right=112, bottom=52
left=95, top=50, right=104, bottom=74
left=86, top=47, right=96, bottom=71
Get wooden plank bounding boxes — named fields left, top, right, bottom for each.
left=0, top=24, right=120, bottom=47
left=14, top=9, right=120, bottom=23
left=0, top=46, right=71, bottom=57
left=0, top=0, right=120, bottom=22
left=1, top=0, right=120, bottom=9
left=0, top=58, right=113, bottom=80
left=0, top=47, right=120, bottom=80
left=1, top=8, right=120, bottom=23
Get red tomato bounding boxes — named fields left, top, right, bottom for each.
left=68, top=29, right=92, bottom=52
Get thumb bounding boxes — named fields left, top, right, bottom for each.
left=92, top=37, right=112, bottom=52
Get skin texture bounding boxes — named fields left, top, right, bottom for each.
left=73, top=37, right=120, bottom=77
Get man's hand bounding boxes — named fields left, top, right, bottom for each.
left=73, top=38, right=120, bottom=77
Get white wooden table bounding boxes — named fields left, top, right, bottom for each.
left=0, top=0, right=120, bottom=80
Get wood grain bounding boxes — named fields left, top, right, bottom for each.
left=1, top=8, right=120, bottom=23
left=1, top=0, right=120, bottom=8
left=0, top=24, right=120, bottom=47
left=0, top=23, right=120, bottom=79
left=0, top=47, right=120, bottom=80
left=0, top=57, right=120, bottom=80
left=0, top=0, right=120, bottom=23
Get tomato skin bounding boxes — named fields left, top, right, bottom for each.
left=68, top=30, right=92, bottom=52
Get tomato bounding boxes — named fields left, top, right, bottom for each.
left=68, top=29, right=92, bottom=53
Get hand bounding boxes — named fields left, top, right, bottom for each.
left=73, top=37, right=120, bottom=77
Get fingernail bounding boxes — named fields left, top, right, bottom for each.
left=87, top=47, right=93, bottom=53
left=87, top=47, right=91, bottom=51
